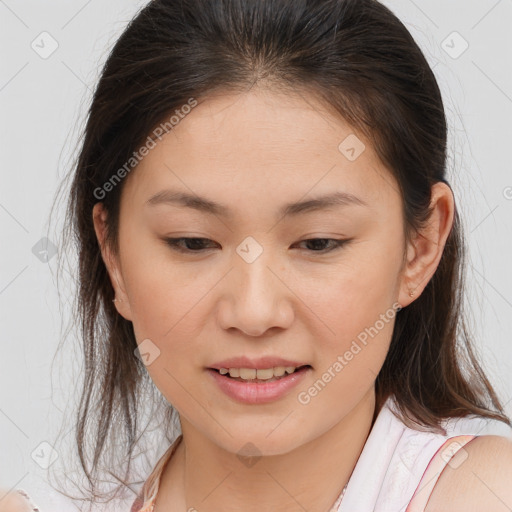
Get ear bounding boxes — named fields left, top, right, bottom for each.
left=92, top=202, right=133, bottom=321
left=398, top=182, right=455, bottom=308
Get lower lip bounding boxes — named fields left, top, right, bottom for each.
left=206, top=367, right=311, bottom=404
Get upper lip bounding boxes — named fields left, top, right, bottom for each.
left=208, top=356, right=310, bottom=370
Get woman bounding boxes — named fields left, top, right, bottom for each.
left=7, top=0, right=512, bottom=511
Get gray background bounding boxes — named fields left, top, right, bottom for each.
left=1, top=0, right=511, bottom=510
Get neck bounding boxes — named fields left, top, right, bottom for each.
left=159, top=389, right=377, bottom=512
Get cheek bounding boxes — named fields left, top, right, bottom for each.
left=300, top=249, right=400, bottom=372
left=302, top=250, right=399, bottom=325
left=122, top=255, right=210, bottom=405
left=128, top=270, right=208, bottom=345
left=119, top=228, right=204, bottom=332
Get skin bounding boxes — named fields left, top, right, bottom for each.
left=0, top=490, right=33, bottom=512
left=425, top=435, right=512, bottom=511
left=93, top=86, right=456, bottom=511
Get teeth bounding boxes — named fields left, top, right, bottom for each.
left=256, top=368, right=274, bottom=380
left=273, top=366, right=286, bottom=377
left=218, top=366, right=302, bottom=380
left=239, top=368, right=257, bottom=379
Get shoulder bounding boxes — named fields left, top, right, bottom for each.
left=425, top=435, right=512, bottom=512
left=0, top=489, right=33, bottom=512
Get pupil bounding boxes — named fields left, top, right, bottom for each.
left=308, top=239, right=329, bottom=251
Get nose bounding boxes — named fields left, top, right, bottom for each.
left=217, top=243, right=294, bottom=337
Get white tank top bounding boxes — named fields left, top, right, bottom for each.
left=336, top=395, right=512, bottom=511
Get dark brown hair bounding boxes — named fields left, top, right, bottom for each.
left=52, top=0, right=511, bottom=507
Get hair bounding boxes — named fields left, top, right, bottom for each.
left=52, top=0, right=511, bottom=507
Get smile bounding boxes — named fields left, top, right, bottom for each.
left=207, top=365, right=312, bottom=404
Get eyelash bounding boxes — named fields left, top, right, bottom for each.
left=163, top=237, right=351, bottom=255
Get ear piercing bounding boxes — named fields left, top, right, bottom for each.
left=409, top=289, right=414, bottom=297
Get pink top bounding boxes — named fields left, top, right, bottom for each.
left=130, top=396, right=512, bottom=511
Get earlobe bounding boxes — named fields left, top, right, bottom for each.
left=398, top=182, right=455, bottom=307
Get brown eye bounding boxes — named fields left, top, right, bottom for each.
left=163, top=237, right=218, bottom=253
left=292, top=238, right=351, bottom=253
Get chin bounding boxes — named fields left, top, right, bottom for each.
left=203, top=422, right=314, bottom=458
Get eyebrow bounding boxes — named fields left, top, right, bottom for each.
left=145, top=189, right=368, bottom=218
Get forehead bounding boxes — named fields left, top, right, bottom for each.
left=122, top=87, right=400, bottom=214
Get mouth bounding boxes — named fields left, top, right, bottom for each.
left=206, top=364, right=313, bottom=404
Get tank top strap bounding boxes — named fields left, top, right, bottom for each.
left=405, top=434, right=477, bottom=512
left=131, top=435, right=183, bottom=512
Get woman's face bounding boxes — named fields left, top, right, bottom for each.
left=95, top=87, right=414, bottom=456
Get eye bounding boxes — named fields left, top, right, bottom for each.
left=292, top=238, right=350, bottom=253
left=163, top=237, right=350, bottom=254
left=163, top=237, right=218, bottom=253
